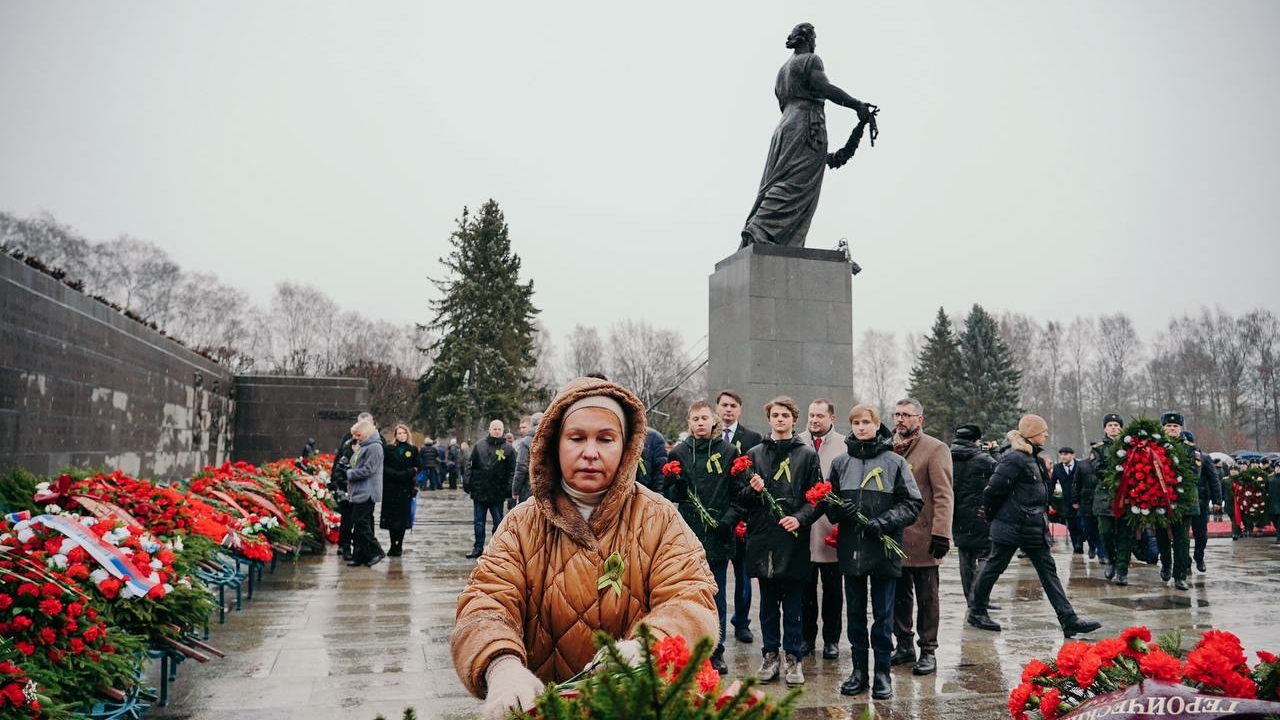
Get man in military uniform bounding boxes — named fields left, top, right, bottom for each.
left=1089, top=414, right=1127, bottom=584
left=1186, top=428, right=1222, bottom=573
left=1155, top=412, right=1196, bottom=591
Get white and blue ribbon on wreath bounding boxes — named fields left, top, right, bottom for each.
left=28, top=514, right=159, bottom=597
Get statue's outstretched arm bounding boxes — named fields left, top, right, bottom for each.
left=811, top=66, right=872, bottom=122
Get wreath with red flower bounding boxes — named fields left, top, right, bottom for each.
left=1231, top=466, right=1271, bottom=526
left=1099, top=418, right=1199, bottom=528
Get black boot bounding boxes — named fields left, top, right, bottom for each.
left=871, top=667, right=893, bottom=699
left=966, top=610, right=1001, bottom=631
left=388, top=542, right=402, bottom=557
left=840, top=652, right=868, bottom=696
left=464, top=547, right=483, bottom=559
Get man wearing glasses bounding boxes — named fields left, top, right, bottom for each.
left=887, top=399, right=953, bottom=677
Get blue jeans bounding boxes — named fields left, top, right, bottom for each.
left=424, top=467, right=441, bottom=490
left=709, top=558, right=728, bottom=655
left=1079, top=515, right=1107, bottom=562
left=758, top=577, right=804, bottom=657
left=730, top=538, right=752, bottom=631
left=846, top=573, right=896, bottom=671
left=472, top=500, right=504, bottom=549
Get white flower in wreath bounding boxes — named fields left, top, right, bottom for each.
left=1171, top=457, right=1179, bottom=466
left=1124, top=435, right=1133, bottom=444
left=1141, top=508, right=1151, bottom=515
left=48, top=553, right=68, bottom=570
left=90, top=568, right=109, bottom=584
left=44, top=503, right=62, bottom=514
left=1116, top=449, right=1126, bottom=458
left=35, top=482, right=51, bottom=494
left=1131, top=506, right=1141, bottom=514
left=1156, top=508, right=1166, bottom=514
left=1138, top=430, right=1148, bottom=437
left=59, top=538, right=77, bottom=555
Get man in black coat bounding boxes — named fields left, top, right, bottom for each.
left=950, top=424, right=996, bottom=608
left=464, top=420, right=517, bottom=559
left=1185, top=429, right=1222, bottom=573
left=1050, top=447, right=1086, bottom=554
left=718, top=389, right=764, bottom=644
left=967, top=415, right=1101, bottom=639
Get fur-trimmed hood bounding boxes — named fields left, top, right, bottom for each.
left=529, top=377, right=649, bottom=550
left=1006, top=430, right=1035, bottom=456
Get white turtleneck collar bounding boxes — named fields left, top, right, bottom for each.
left=561, top=479, right=607, bottom=521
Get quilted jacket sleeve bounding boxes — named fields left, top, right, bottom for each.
left=629, top=501, right=718, bottom=645
left=451, top=508, right=534, bottom=698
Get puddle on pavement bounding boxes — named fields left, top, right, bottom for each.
left=1099, top=595, right=1204, bottom=610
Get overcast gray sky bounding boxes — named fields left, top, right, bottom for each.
left=3, top=2, right=1278, bottom=354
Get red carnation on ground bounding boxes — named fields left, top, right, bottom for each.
left=1008, top=681, right=1037, bottom=720
left=1021, top=658, right=1051, bottom=683
left=98, top=577, right=122, bottom=599
left=1039, top=687, right=1062, bottom=719
left=1055, top=641, right=1090, bottom=676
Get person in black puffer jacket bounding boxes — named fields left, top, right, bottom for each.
left=664, top=400, right=742, bottom=673
left=738, top=396, right=821, bottom=687
left=380, top=423, right=419, bottom=557
left=967, top=415, right=1101, bottom=640
left=949, top=424, right=996, bottom=609
left=825, top=404, right=922, bottom=700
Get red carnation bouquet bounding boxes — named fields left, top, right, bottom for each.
left=804, top=481, right=905, bottom=559
left=505, top=626, right=797, bottom=720
left=1010, top=626, right=1280, bottom=719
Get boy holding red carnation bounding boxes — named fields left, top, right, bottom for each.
left=664, top=400, right=744, bottom=674
left=821, top=403, right=922, bottom=700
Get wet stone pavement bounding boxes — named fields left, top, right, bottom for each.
left=148, top=490, right=1280, bottom=720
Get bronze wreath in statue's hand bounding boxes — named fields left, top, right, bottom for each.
left=828, top=103, right=879, bottom=169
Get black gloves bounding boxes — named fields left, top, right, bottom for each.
left=863, top=517, right=888, bottom=538
left=929, top=535, right=951, bottom=559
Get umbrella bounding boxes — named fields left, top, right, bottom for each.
left=1209, top=452, right=1235, bottom=466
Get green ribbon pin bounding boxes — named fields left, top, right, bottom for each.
left=706, top=452, right=723, bottom=474
left=496, top=449, right=506, bottom=461
left=861, top=466, right=884, bottom=490
left=638, top=458, right=647, bottom=476
left=773, top=457, right=792, bottom=482
left=597, top=551, right=625, bottom=597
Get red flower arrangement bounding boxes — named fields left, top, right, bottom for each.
left=1010, top=626, right=1280, bottom=719
left=1099, top=419, right=1199, bottom=529
left=1231, top=466, right=1270, bottom=527
left=0, top=659, right=42, bottom=717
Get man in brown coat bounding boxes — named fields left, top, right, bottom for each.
left=888, top=398, right=954, bottom=676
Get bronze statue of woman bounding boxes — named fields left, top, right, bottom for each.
left=740, top=23, right=877, bottom=249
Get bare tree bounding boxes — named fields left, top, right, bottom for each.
left=607, top=319, right=687, bottom=409
left=95, top=236, right=183, bottom=323
left=167, top=271, right=252, bottom=355
left=857, top=329, right=899, bottom=413
left=563, top=324, right=607, bottom=380
left=1092, top=313, right=1142, bottom=413
left=266, top=282, right=340, bottom=375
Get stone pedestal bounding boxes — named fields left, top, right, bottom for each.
left=708, top=245, right=854, bottom=425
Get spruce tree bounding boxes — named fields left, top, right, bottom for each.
left=417, top=201, right=539, bottom=437
left=957, top=304, right=1023, bottom=438
left=907, top=307, right=963, bottom=438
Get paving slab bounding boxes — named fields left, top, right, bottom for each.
left=146, top=489, right=1280, bottom=720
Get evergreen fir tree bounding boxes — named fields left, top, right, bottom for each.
left=957, top=304, right=1023, bottom=437
left=907, top=307, right=963, bottom=438
left=416, top=201, right=539, bottom=436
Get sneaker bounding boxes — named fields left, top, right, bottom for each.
left=1063, top=618, right=1102, bottom=639
left=784, top=654, right=804, bottom=686
left=758, top=651, right=780, bottom=682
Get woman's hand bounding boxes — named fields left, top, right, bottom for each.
left=482, top=656, right=545, bottom=720
left=749, top=473, right=765, bottom=492
left=778, top=516, right=800, bottom=533
left=587, top=638, right=644, bottom=672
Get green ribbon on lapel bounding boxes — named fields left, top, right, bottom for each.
left=861, top=466, right=884, bottom=490
left=773, top=457, right=792, bottom=482
left=637, top=457, right=647, bottom=477
left=705, top=452, right=723, bottom=474
left=597, top=551, right=625, bottom=597
left=496, top=449, right=506, bottom=461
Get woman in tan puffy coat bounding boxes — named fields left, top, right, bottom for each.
left=451, top=377, right=718, bottom=719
